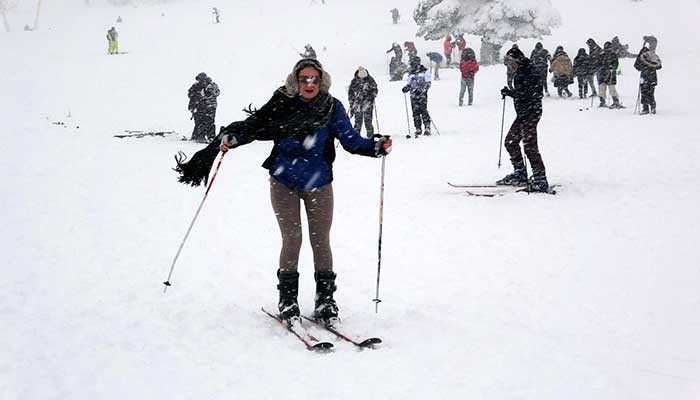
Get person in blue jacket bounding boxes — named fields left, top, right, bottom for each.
left=176, top=58, right=392, bottom=327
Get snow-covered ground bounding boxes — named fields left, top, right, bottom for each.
left=2, top=0, right=700, bottom=399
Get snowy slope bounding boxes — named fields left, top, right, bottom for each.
left=2, top=0, right=700, bottom=399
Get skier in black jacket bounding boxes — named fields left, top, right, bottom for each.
left=573, top=48, right=592, bottom=98
left=586, top=38, right=602, bottom=97
left=188, top=72, right=220, bottom=142
left=530, top=42, right=551, bottom=96
left=348, top=66, right=378, bottom=137
left=498, top=47, right=549, bottom=192
left=634, top=46, right=662, bottom=114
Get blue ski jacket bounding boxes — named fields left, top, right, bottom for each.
left=230, top=97, right=377, bottom=192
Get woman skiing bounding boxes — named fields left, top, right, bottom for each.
left=174, top=58, right=392, bottom=327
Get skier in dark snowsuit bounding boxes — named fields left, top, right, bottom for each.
left=586, top=38, right=603, bottom=97
left=634, top=46, right=662, bottom=114
left=300, top=44, right=317, bottom=59
left=348, top=66, right=378, bottom=137
left=573, top=48, right=593, bottom=98
left=402, top=57, right=432, bottom=138
left=387, top=42, right=405, bottom=81
left=390, top=8, right=400, bottom=24
left=530, top=42, right=551, bottom=96
left=498, top=47, right=549, bottom=193
left=188, top=72, right=220, bottom=142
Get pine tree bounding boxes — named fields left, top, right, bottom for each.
left=413, top=0, right=561, bottom=44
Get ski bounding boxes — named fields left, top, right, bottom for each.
left=448, top=182, right=559, bottom=196
left=447, top=182, right=526, bottom=189
left=113, top=130, right=177, bottom=139
left=302, top=315, right=382, bottom=349
left=261, top=307, right=334, bottom=352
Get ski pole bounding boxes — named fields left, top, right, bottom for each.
left=163, top=151, right=227, bottom=293
left=634, top=78, right=641, bottom=115
left=373, top=151, right=388, bottom=313
left=403, top=92, right=412, bottom=137
left=497, top=96, right=506, bottom=168
left=522, top=144, right=530, bottom=195
left=374, top=101, right=381, bottom=134
left=431, top=119, right=441, bottom=135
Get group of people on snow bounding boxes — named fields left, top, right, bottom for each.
left=173, top=32, right=661, bottom=327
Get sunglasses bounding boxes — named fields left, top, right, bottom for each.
left=298, top=75, right=321, bottom=85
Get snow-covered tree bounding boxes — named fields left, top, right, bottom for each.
left=414, top=0, right=561, bottom=45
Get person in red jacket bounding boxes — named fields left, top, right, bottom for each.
left=459, top=48, right=479, bottom=106
left=443, top=34, right=454, bottom=66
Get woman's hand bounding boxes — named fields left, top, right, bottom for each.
left=220, top=134, right=237, bottom=153
left=374, top=135, right=392, bottom=156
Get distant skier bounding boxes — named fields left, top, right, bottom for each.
left=610, top=36, right=632, bottom=58
left=458, top=48, right=479, bottom=106
left=300, top=44, right=317, bottom=59
left=386, top=42, right=405, bottom=81
left=348, top=66, right=378, bottom=137
left=634, top=45, right=662, bottom=114
left=586, top=38, right=603, bottom=96
left=425, top=51, right=443, bottom=80
left=106, top=26, right=119, bottom=55
left=530, top=42, right=551, bottom=96
left=550, top=46, right=573, bottom=97
left=573, top=48, right=593, bottom=98
left=212, top=7, right=220, bottom=24
left=390, top=8, right=400, bottom=24
left=498, top=47, right=549, bottom=193
left=402, top=57, right=432, bottom=138
left=187, top=72, right=220, bottom=142
left=443, top=34, right=454, bottom=66
left=598, top=41, right=624, bottom=108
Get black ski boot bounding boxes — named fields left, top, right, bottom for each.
left=640, top=104, right=649, bottom=115
left=313, top=271, right=339, bottom=327
left=496, top=168, right=528, bottom=186
left=527, top=175, right=550, bottom=193
left=598, top=97, right=607, bottom=108
left=277, top=270, right=300, bottom=325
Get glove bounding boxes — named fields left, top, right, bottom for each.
left=373, top=135, right=392, bottom=156
left=401, top=86, right=410, bottom=93
left=500, top=86, right=512, bottom=98
left=219, top=133, right=238, bottom=153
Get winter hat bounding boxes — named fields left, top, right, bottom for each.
left=196, top=72, right=208, bottom=81
left=283, top=58, right=332, bottom=98
left=357, top=66, right=368, bottom=78
left=506, top=47, right=525, bottom=61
